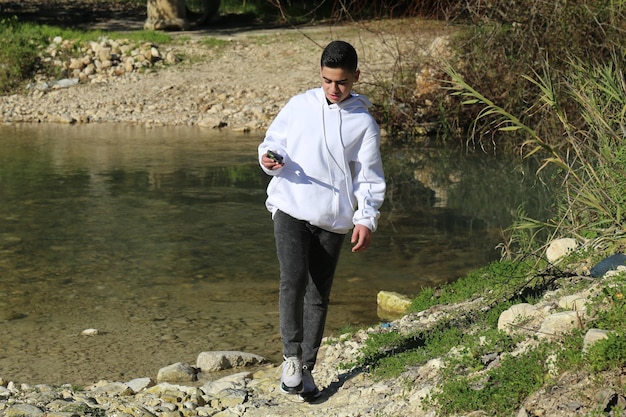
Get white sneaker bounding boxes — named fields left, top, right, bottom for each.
left=298, top=365, right=321, bottom=401
left=280, top=356, right=302, bottom=394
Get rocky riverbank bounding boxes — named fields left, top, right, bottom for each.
left=0, top=19, right=452, bottom=131
left=1, top=257, right=625, bottom=417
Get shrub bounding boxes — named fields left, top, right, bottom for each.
left=0, top=17, right=45, bottom=93
left=444, top=0, right=626, bottom=149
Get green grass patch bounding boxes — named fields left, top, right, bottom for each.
left=409, top=259, right=540, bottom=313
left=431, top=344, right=550, bottom=415
left=0, top=17, right=47, bottom=93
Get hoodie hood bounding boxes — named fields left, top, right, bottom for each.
left=311, top=87, right=373, bottom=110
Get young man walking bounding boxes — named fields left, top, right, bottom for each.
left=258, top=40, right=386, bottom=401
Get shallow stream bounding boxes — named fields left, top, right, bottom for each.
left=0, top=124, right=545, bottom=385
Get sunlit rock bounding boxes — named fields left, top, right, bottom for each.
left=583, top=328, right=610, bottom=352
left=558, top=295, right=587, bottom=312
left=157, top=362, right=197, bottom=383
left=377, top=291, right=412, bottom=316
left=497, top=303, right=544, bottom=334
left=546, top=238, right=577, bottom=263
left=196, top=351, right=267, bottom=372
left=538, top=311, right=583, bottom=338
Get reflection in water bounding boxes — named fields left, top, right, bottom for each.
left=0, top=124, right=544, bottom=385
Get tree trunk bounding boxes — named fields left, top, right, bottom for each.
left=144, top=0, right=220, bottom=31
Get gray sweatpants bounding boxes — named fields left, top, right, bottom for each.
left=273, top=210, right=345, bottom=370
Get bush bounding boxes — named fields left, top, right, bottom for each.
left=444, top=0, right=626, bottom=149
left=0, top=17, right=45, bottom=93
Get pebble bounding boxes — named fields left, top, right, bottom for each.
left=80, top=328, right=99, bottom=336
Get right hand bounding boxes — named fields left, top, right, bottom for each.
left=261, top=153, right=284, bottom=170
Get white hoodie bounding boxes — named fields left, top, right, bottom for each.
left=258, top=87, right=386, bottom=234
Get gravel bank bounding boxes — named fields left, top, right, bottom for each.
left=0, top=19, right=454, bottom=131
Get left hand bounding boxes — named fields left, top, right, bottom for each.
left=351, top=224, right=372, bottom=253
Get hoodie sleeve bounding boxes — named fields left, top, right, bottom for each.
left=351, top=126, right=386, bottom=232
left=258, top=100, right=291, bottom=176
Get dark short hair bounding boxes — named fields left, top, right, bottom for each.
left=320, top=40, right=358, bottom=72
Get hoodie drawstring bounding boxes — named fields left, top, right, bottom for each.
left=321, top=101, right=338, bottom=221
left=321, top=101, right=356, bottom=218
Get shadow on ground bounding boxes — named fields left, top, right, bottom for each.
left=0, top=0, right=296, bottom=34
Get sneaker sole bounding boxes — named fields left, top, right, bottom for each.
left=280, top=382, right=303, bottom=394
left=298, top=388, right=322, bottom=402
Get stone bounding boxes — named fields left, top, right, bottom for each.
left=126, top=377, right=155, bottom=392
left=98, top=47, right=113, bottom=62
left=145, top=383, right=186, bottom=401
left=545, top=238, right=577, bottom=262
left=537, top=311, right=583, bottom=338
left=201, top=372, right=251, bottom=397
left=414, top=67, right=440, bottom=98
left=197, top=116, right=224, bottom=128
left=4, top=404, right=44, bottom=416
left=214, top=388, right=247, bottom=407
left=497, top=303, right=543, bottom=333
left=54, top=78, right=79, bottom=88
left=90, top=381, right=134, bottom=396
left=596, top=390, right=626, bottom=412
left=45, top=412, right=81, bottom=417
left=377, top=290, right=412, bottom=314
left=558, top=295, right=587, bottom=312
left=68, top=58, right=84, bottom=70
left=196, top=351, right=267, bottom=373
left=80, top=328, right=99, bottom=336
left=157, top=362, right=198, bottom=383
left=583, top=328, right=610, bottom=352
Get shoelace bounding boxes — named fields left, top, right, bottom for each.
left=284, top=359, right=298, bottom=376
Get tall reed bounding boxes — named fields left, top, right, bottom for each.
left=444, top=55, right=626, bottom=257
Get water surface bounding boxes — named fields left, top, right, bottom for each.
left=0, top=124, right=534, bottom=385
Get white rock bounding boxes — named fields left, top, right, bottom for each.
left=558, top=295, right=587, bottom=312
left=498, top=303, right=543, bottom=333
left=157, top=362, right=197, bottom=383
left=196, top=351, right=266, bottom=372
left=201, top=372, right=251, bottom=397
left=546, top=238, right=577, bottom=262
left=538, top=311, right=583, bottom=338
left=126, top=377, right=155, bottom=393
left=4, top=404, right=44, bottom=416
left=583, top=328, right=610, bottom=352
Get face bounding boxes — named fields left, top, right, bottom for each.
left=320, top=66, right=360, bottom=104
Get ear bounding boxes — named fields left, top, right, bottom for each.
left=354, top=69, right=360, bottom=82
